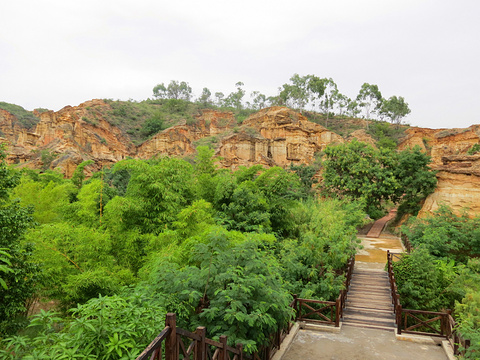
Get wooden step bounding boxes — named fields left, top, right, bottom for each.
left=348, top=294, right=391, bottom=301
left=342, top=321, right=396, bottom=332
left=345, top=305, right=393, bottom=315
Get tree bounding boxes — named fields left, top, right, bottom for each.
left=401, top=205, right=480, bottom=263
left=194, top=146, right=218, bottom=203
left=394, top=146, right=437, bottom=216
left=220, top=181, right=271, bottom=233
left=318, top=78, right=338, bottom=126
left=356, top=83, right=383, bottom=120
left=278, top=74, right=311, bottom=111
left=198, top=87, right=212, bottom=107
left=149, top=232, right=292, bottom=354
left=71, top=160, right=94, bottom=189
left=167, top=80, right=193, bottom=100
left=152, top=83, right=167, bottom=99
left=307, top=75, right=326, bottom=112
left=152, top=81, right=192, bottom=101
left=322, top=140, right=399, bottom=218
left=380, top=95, right=411, bottom=126
left=224, top=82, right=245, bottom=110
left=214, top=92, right=225, bottom=107
left=104, top=158, right=195, bottom=234
left=249, top=91, right=268, bottom=110
left=0, top=144, right=38, bottom=334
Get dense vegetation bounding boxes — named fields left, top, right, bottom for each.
left=393, top=207, right=480, bottom=358
left=322, top=140, right=437, bottom=219
left=0, top=143, right=368, bottom=358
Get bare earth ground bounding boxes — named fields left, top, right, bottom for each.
left=280, top=235, right=449, bottom=360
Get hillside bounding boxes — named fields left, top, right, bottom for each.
left=1, top=99, right=480, bottom=217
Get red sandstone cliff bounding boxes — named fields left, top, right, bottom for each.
left=2, top=100, right=480, bottom=217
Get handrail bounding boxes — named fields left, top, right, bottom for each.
left=386, top=250, right=471, bottom=356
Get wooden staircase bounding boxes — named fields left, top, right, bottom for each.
left=342, top=267, right=396, bottom=331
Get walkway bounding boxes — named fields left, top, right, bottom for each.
left=280, top=215, right=449, bottom=360
left=282, top=326, right=448, bottom=360
left=366, top=208, right=397, bottom=238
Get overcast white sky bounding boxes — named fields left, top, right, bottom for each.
left=1, top=0, right=479, bottom=129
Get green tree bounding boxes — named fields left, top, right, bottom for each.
left=167, top=80, right=193, bottom=100
left=224, top=82, right=245, bottom=110
left=214, top=92, right=225, bottom=107
left=322, top=140, right=398, bottom=218
left=0, top=144, right=38, bottom=334
left=12, top=175, right=76, bottom=224
left=71, top=160, right=94, bottom=189
left=394, top=146, right=437, bottom=216
left=220, top=181, right=271, bottom=233
left=318, top=78, right=338, bottom=126
left=24, top=223, right=134, bottom=307
left=152, top=83, right=167, bottom=99
left=194, top=146, right=218, bottom=202
left=198, top=87, right=212, bottom=107
left=279, top=74, right=311, bottom=111
left=249, top=91, right=268, bottom=110
left=356, top=83, right=383, bottom=120
left=380, top=95, right=411, bottom=126
left=392, top=247, right=459, bottom=311
left=307, top=75, right=326, bottom=112
left=104, top=158, right=195, bottom=234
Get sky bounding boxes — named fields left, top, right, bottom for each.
left=1, top=0, right=479, bottom=129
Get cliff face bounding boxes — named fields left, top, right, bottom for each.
left=1, top=100, right=136, bottom=177
left=398, top=126, right=480, bottom=217
left=137, top=109, right=236, bottom=159
left=2, top=100, right=480, bottom=218
left=217, top=107, right=343, bottom=169
left=2, top=103, right=342, bottom=175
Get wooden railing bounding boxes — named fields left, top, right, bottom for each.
left=136, top=313, right=245, bottom=360
left=400, top=233, right=413, bottom=253
left=386, top=250, right=470, bottom=356
left=291, top=255, right=355, bottom=327
left=295, top=296, right=341, bottom=327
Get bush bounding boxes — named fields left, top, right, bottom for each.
left=0, top=292, right=166, bottom=359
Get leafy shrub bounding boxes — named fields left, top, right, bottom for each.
left=467, top=143, right=480, bottom=155
left=0, top=292, right=166, bottom=359
left=401, top=205, right=480, bottom=263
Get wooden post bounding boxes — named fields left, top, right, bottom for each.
left=219, top=335, right=227, bottom=360
left=236, top=343, right=243, bottom=360
left=165, top=313, right=177, bottom=360
left=276, top=327, right=281, bottom=349
left=335, top=296, right=341, bottom=327
left=396, top=305, right=402, bottom=334
left=195, top=326, right=206, bottom=360
left=293, top=294, right=298, bottom=320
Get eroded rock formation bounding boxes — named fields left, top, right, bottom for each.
left=399, top=126, right=480, bottom=217
left=2, top=100, right=480, bottom=218
left=217, top=107, right=343, bottom=169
